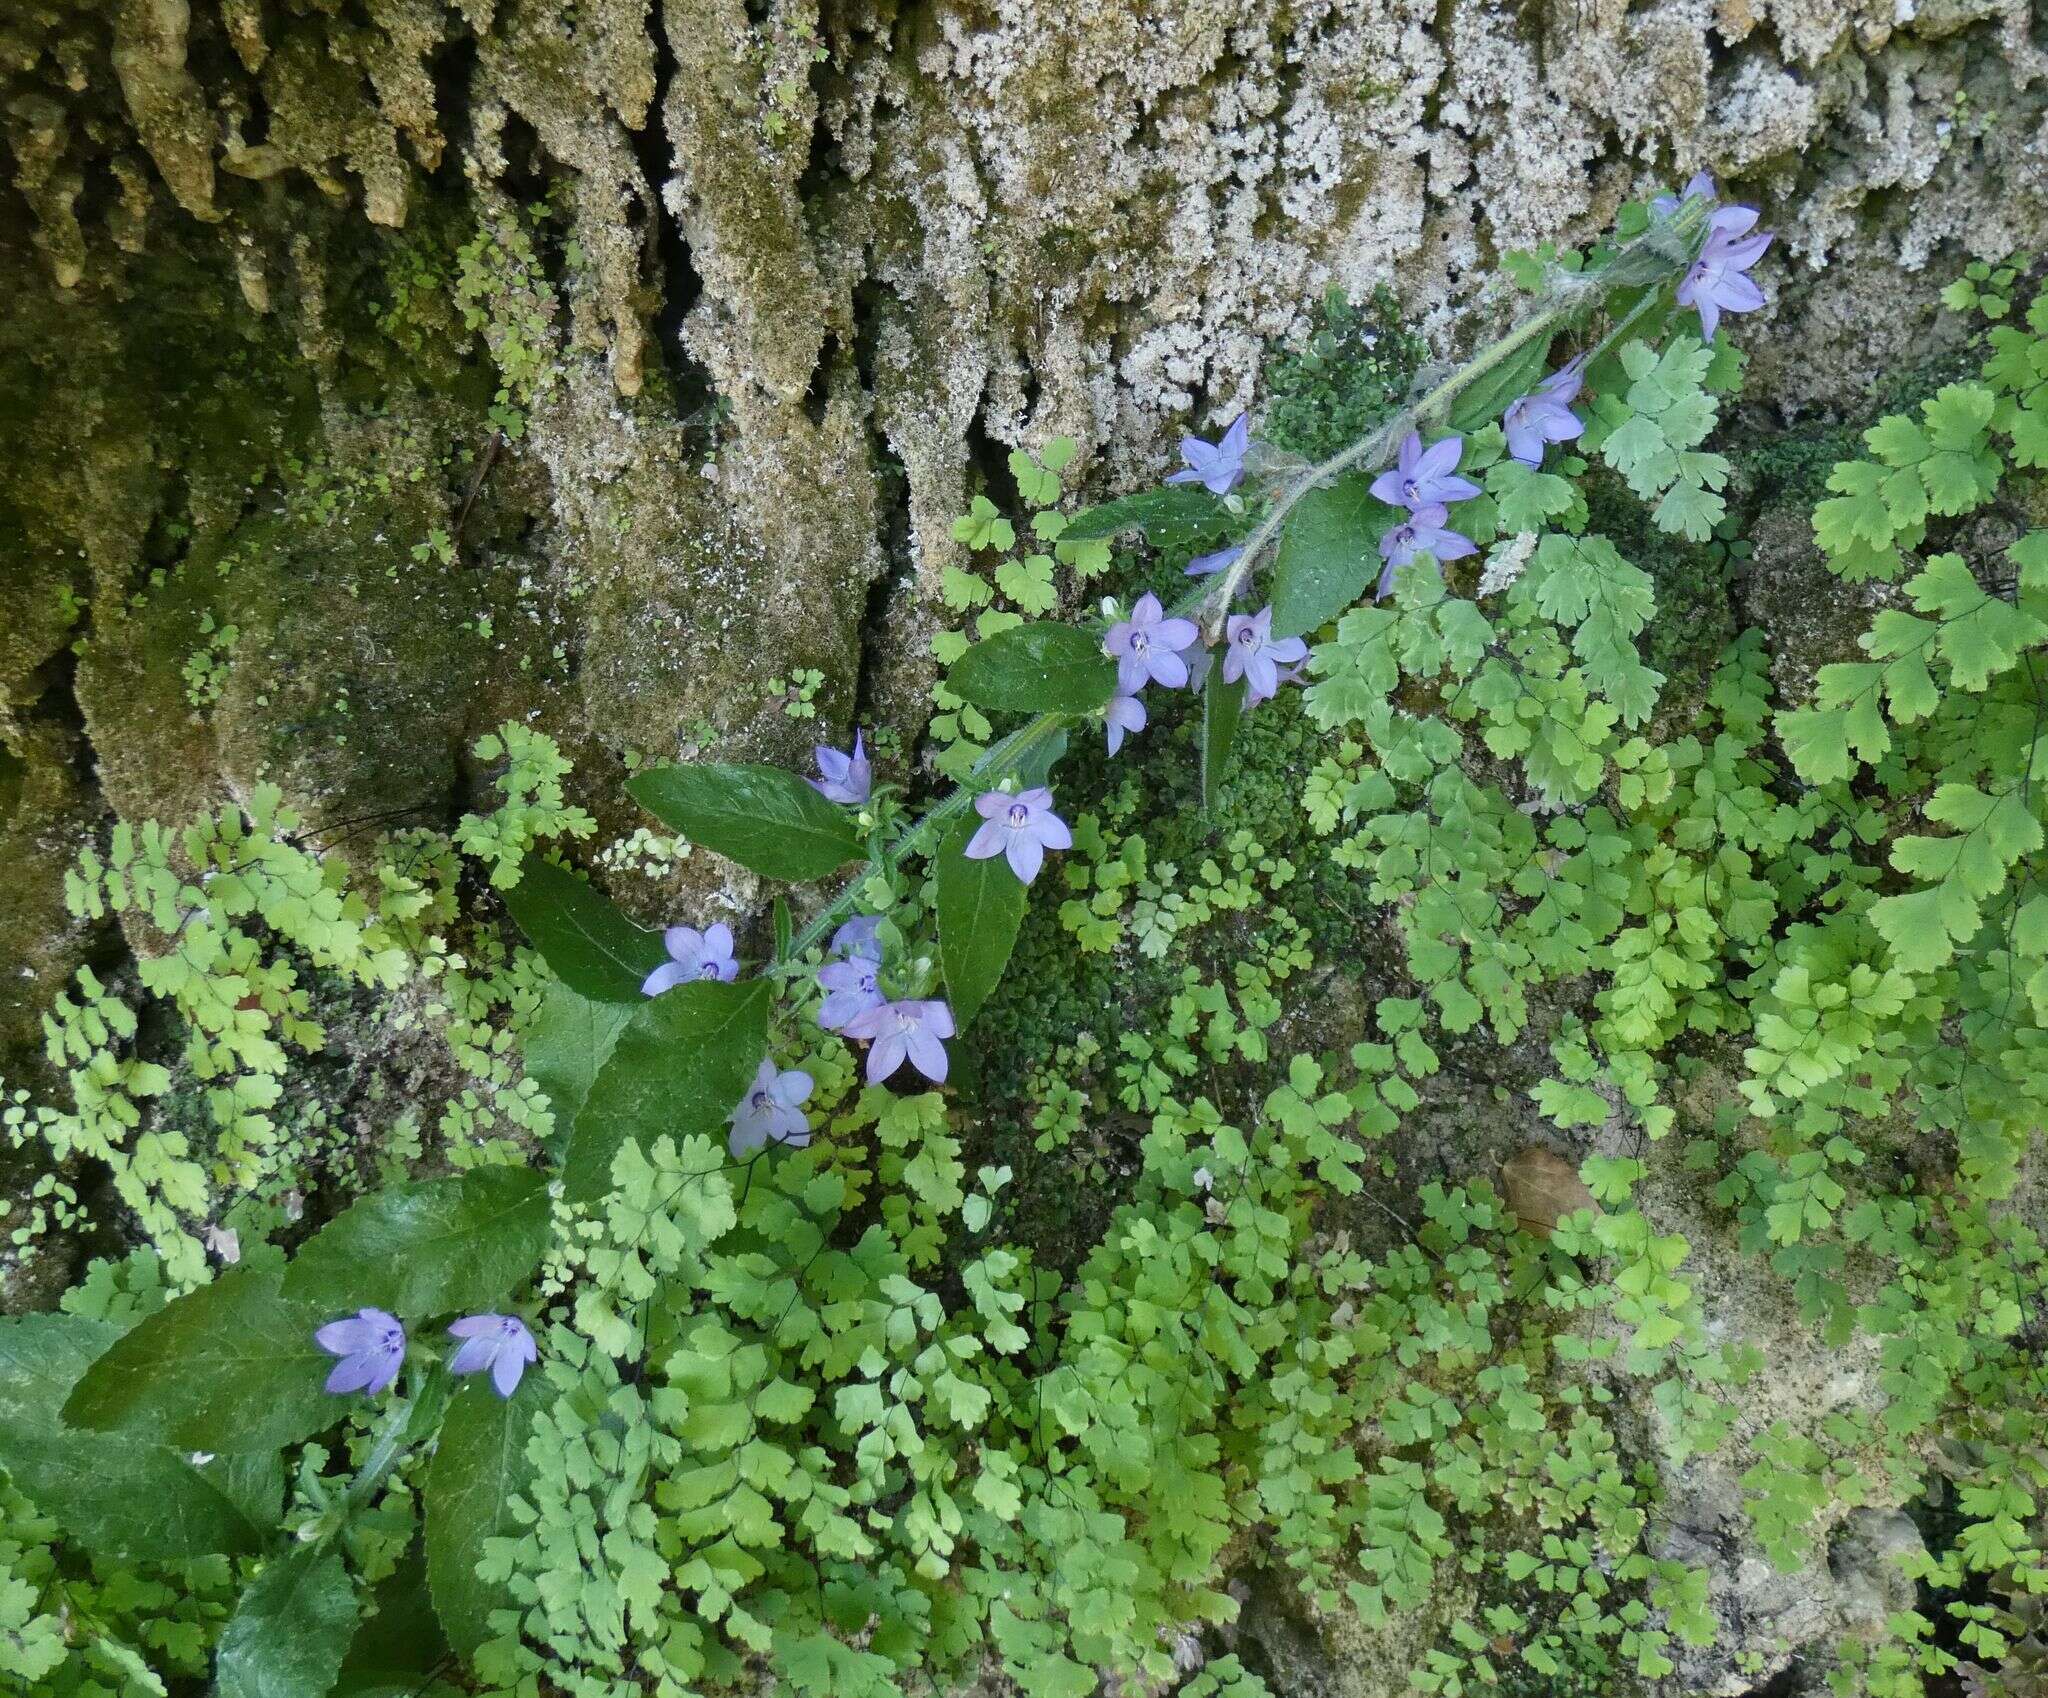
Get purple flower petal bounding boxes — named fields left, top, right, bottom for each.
left=867, top=1029, right=909, bottom=1083
left=904, top=1027, right=949, bottom=1082
left=642, top=960, right=689, bottom=998
left=1004, top=833, right=1043, bottom=885
left=1105, top=694, right=1146, bottom=754
left=491, top=1347, right=526, bottom=1398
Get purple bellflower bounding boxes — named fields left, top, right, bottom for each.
left=1370, top=432, right=1481, bottom=512
left=841, top=998, right=956, bottom=1085
left=964, top=787, right=1072, bottom=885
left=316, top=1308, right=406, bottom=1397
left=1166, top=413, right=1251, bottom=497
left=1185, top=544, right=1240, bottom=578
left=1105, top=593, right=1199, bottom=694
left=1221, top=607, right=1309, bottom=708
left=1502, top=357, right=1588, bottom=467
left=831, top=914, right=883, bottom=962
left=1105, top=694, right=1146, bottom=755
left=728, top=1060, right=814, bottom=1156
left=817, top=951, right=884, bottom=1030
left=1651, top=171, right=1716, bottom=218
left=448, top=1314, right=537, bottom=1399
left=809, top=731, right=871, bottom=806
left=1676, top=206, right=1771, bottom=341
left=642, top=922, right=738, bottom=997
left=1377, top=504, right=1477, bottom=597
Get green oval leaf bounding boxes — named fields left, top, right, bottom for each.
left=564, top=978, right=770, bottom=1202
left=0, top=1313, right=263, bottom=1562
left=947, top=624, right=1118, bottom=714
left=1201, top=669, right=1246, bottom=815
left=336, top=1551, right=451, bottom=1697
left=1447, top=331, right=1554, bottom=434
left=627, top=763, right=863, bottom=883
left=282, top=1168, right=553, bottom=1319
left=936, top=815, right=1029, bottom=1029
left=1061, top=485, right=1235, bottom=552
left=62, top=1259, right=335, bottom=1454
left=425, top=1379, right=537, bottom=1655
left=501, top=853, right=665, bottom=1002
left=216, top=1544, right=360, bottom=1698
left=1270, top=474, right=1401, bottom=639
left=523, top=980, right=635, bottom=1150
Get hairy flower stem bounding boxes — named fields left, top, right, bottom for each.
left=777, top=207, right=1710, bottom=970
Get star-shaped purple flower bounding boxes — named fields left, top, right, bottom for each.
left=809, top=731, right=871, bottom=806
left=642, top=923, right=738, bottom=997
left=964, top=787, right=1072, bottom=885
left=315, top=1307, right=406, bottom=1397
left=831, top=914, right=883, bottom=962
left=1165, top=413, right=1251, bottom=497
left=1676, top=205, right=1771, bottom=342
left=1105, top=593, right=1199, bottom=694
left=1221, top=607, right=1309, bottom=708
left=1651, top=171, right=1716, bottom=218
left=1502, top=357, right=1588, bottom=467
left=1105, top=694, right=1146, bottom=755
left=1377, top=505, right=1476, bottom=597
left=817, top=951, right=884, bottom=1030
left=728, top=1060, right=814, bottom=1156
left=448, top=1313, right=537, bottom=1399
left=1370, top=432, right=1481, bottom=512
left=841, top=998, right=956, bottom=1085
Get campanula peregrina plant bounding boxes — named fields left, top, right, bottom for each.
left=1104, top=694, right=1146, bottom=754
left=1185, top=544, right=1241, bottom=579
left=1651, top=171, right=1716, bottom=217
left=965, top=787, right=1072, bottom=885
left=1104, top=593, right=1199, bottom=694
left=448, top=1313, right=538, bottom=1398
left=1676, top=206, right=1771, bottom=340
left=1370, top=431, right=1481, bottom=511
left=1221, top=608, right=1309, bottom=707
left=1502, top=356, right=1588, bottom=466
left=642, top=922, right=738, bottom=995
left=840, top=998, right=955, bottom=1084
left=832, top=914, right=883, bottom=961
left=808, top=731, right=872, bottom=805
left=1377, top=504, right=1477, bottom=596
left=727, top=1061, right=814, bottom=1155
left=316, top=1308, right=406, bottom=1396
left=816, top=952, right=883, bottom=1030
left=1165, top=413, right=1251, bottom=496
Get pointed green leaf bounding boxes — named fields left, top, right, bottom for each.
left=523, top=980, right=634, bottom=1142
left=1447, top=332, right=1554, bottom=433
left=216, top=1544, right=360, bottom=1698
left=62, top=1259, right=335, bottom=1453
left=1060, top=485, right=1234, bottom=552
left=500, top=853, right=664, bottom=1002
left=335, top=1551, right=451, bottom=1697
left=425, top=1379, right=538, bottom=1655
left=1013, top=727, right=1069, bottom=791
left=937, top=814, right=1030, bottom=1028
left=627, top=763, right=863, bottom=883
left=1271, top=473, right=1400, bottom=638
left=0, top=1313, right=263, bottom=1562
left=282, top=1168, right=553, bottom=1319
left=564, top=978, right=770, bottom=1201
left=1202, top=669, right=1247, bottom=813
left=947, top=624, right=1118, bottom=714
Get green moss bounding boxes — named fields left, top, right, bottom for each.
left=1260, top=286, right=1428, bottom=462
